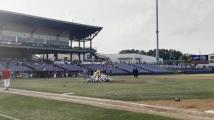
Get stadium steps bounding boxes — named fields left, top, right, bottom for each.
left=132, top=64, right=153, bottom=73
left=22, top=62, right=37, bottom=71
left=54, top=64, right=68, bottom=71
left=80, top=64, right=88, bottom=69
left=115, top=66, right=132, bottom=74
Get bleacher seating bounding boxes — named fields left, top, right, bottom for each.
left=57, top=63, right=83, bottom=72
left=46, top=40, right=69, bottom=47
left=24, top=61, right=63, bottom=72
left=85, top=64, right=105, bottom=71
left=104, top=65, right=128, bottom=75
left=18, top=37, right=33, bottom=43
left=33, top=38, right=44, bottom=44
left=1, top=36, right=70, bottom=49
left=134, top=64, right=173, bottom=73
left=0, top=61, right=32, bottom=72
left=115, top=63, right=149, bottom=73
left=0, top=35, right=97, bottom=53
left=1, top=35, right=16, bottom=42
left=0, top=59, right=182, bottom=77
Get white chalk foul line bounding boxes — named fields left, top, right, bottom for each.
left=62, top=93, right=74, bottom=95
left=205, top=110, right=214, bottom=114
left=0, top=113, right=20, bottom=120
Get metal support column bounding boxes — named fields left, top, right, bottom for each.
left=90, top=40, right=92, bottom=50
left=70, top=40, right=73, bottom=48
left=78, top=53, right=81, bottom=63
left=90, top=40, right=93, bottom=62
left=156, top=0, right=160, bottom=63
left=83, top=41, right=86, bottom=61
left=70, top=53, right=73, bottom=61
left=46, top=54, right=49, bottom=60
left=54, top=53, right=58, bottom=61
left=79, top=41, right=81, bottom=49
left=78, top=40, right=81, bottom=63
left=30, top=27, right=38, bottom=42
left=70, top=39, right=73, bottom=61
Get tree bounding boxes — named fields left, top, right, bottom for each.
left=119, top=49, right=187, bottom=61
left=119, top=49, right=140, bottom=54
left=140, top=50, right=147, bottom=55
left=146, top=49, right=156, bottom=57
left=179, top=54, right=192, bottom=63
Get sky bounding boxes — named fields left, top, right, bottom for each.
left=0, top=0, right=214, bottom=54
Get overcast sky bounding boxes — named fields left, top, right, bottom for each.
left=0, top=0, right=214, bottom=54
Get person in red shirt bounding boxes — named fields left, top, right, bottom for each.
left=2, top=66, right=11, bottom=91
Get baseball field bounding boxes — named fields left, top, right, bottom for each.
left=1, top=74, right=214, bottom=120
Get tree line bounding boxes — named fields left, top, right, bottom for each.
left=119, top=49, right=192, bottom=61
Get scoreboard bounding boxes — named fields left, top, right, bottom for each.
left=208, top=54, right=214, bottom=63
left=192, top=55, right=209, bottom=64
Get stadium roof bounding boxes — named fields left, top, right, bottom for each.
left=0, top=10, right=103, bottom=41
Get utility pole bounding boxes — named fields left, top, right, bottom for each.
left=156, top=0, right=160, bottom=64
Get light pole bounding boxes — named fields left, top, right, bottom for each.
left=156, top=0, right=160, bottom=64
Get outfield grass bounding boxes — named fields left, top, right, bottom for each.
left=0, top=117, right=11, bottom=120
left=2, top=74, right=214, bottom=101
left=0, top=93, right=176, bottom=120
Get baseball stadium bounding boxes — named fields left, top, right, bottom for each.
left=0, top=9, right=214, bottom=120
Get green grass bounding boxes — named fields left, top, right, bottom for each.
left=0, top=117, right=11, bottom=120
left=3, top=74, right=214, bottom=101
left=0, top=93, right=176, bottom=120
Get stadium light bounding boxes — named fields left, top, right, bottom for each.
left=156, top=0, right=160, bottom=63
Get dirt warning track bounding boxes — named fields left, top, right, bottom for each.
left=1, top=89, right=214, bottom=120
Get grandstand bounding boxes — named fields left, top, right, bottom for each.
left=0, top=10, right=102, bottom=61
left=0, top=10, right=103, bottom=77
